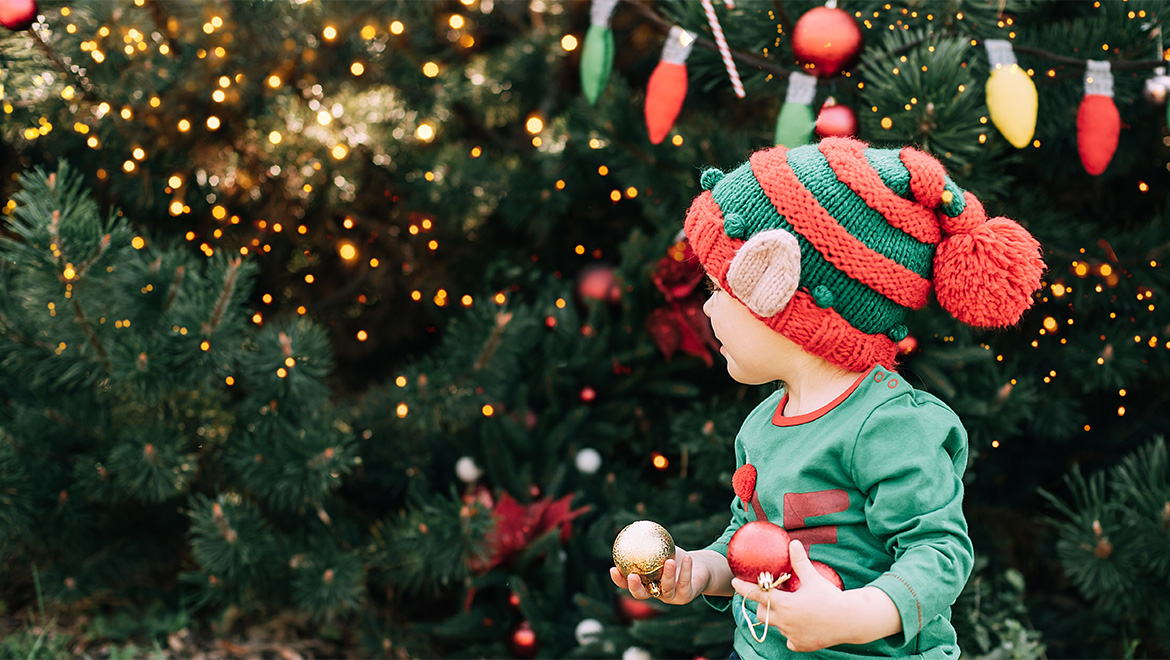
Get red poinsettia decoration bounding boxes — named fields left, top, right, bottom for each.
left=467, top=488, right=590, bottom=575
left=647, top=239, right=720, bottom=365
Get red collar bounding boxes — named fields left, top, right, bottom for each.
left=771, top=368, right=871, bottom=427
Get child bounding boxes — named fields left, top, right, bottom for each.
left=611, top=137, right=1044, bottom=659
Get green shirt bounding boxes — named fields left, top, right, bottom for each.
left=704, top=365, right=973, bottom=660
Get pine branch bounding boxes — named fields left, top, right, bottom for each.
left=203, top=257, right=242, bottom=336
left=142, top=0, right=181, bottom=61
left=25, top=25, right=100, bottom=104
left=164, top=264, right=186, bottom=311
left=71, top=296, right=112, bottom=373
left=471, top=312, right=513, bottom=372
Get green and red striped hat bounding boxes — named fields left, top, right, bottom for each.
left=684, top=137, right=1045, bottom=373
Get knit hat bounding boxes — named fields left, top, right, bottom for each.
left=683, top=136, right=1045, bottom=373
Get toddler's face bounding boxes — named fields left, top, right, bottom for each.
left=702, top=276, right=794, bottom=385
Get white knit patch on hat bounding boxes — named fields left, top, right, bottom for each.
left=726, top=229, right=802, bottom=318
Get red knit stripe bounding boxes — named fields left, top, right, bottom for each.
left=750, top=149, right=930, bottom=310
left=762, top=290, right=897, bottom=373
left=683, top=191, right=897, bottom=373
left=818, top=138, right=941, bottom=244
left=900, top=146, right=947, bottom=209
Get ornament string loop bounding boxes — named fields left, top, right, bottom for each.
left=741, top=571, right=789, bottom=643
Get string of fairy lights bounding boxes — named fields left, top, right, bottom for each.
left=3, top=1, right=1167, bottom=432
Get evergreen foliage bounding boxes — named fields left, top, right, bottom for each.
left=3, top=1, right=1170, bottom=658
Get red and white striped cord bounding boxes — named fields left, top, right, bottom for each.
left=700, top=0, right=744, bottom=98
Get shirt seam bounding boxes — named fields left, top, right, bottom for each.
left=884, top=571, right=923, bottom=634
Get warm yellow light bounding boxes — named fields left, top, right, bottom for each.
left=396, top=375, right=407, bottom=387
left=1099, top=263, right=1113, bottom=277
left=178, top=119, right=191, bottom=132
left=396, top=403, right=409, bottom=418
left=652, top=453, right=669, bottom=470
left=268, top=131, right=282, bottom=145
left=338, top=242, right=357, bottom=261
left=123, top=160, right=136, bottom=173
left=169, top=201, right=184, bottom=215
left=62, top=264, right=76, bottom=280
left=361, top=25, right=376, bottom=39
left=305, top=274, right=315, bottom=284
left=461, top=295, right=473, bottom=307
left=120, top=107, right=132, bottom=120
left=1043, top=317, right=1058, bottom=331
left=212, top=90, right=226, bottom=102
left=252, top=313, right=263, bottom=324
left=561, top=34, right=579, bottom=51
left=495, top=293, right=506, bottom=304
left=132, top=236, right=146, bottom=249
left=317, top=110, right=332, bottom=125
left=449, top=14, right=465, bottom=29
left=482, top=404, right=494, bottom=416
left=417, top=123, right=435, bottom=141
left=357, top=330, right=368, bottom=341
left=672, top=135, right=684, bottom=146
left=268, top=75, right=281, bottom=88
left=390, top=21, right=404, bottom=34
left=610, top=190, right=621, bottom=202
left=225, top=376, right=235, bottom=386
left=168, top=175, right=182, bottom=188
left=556, top=298, right=566, bottom=309
left=207, top=116, right=221, bottom=130
left=423, top=61, right=440, bottom=77
left=131, top=147, right=145, bottom=160
left=351, top=62, right=365, bottom=76
left=526, top=116, right=544, bottom=133
left=323, top=26, right=337, bottom=40
left=331, top=145, right=348, bottom=159
left=881, top=117, right=893, bottom=129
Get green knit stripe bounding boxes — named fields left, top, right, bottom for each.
left=710, top=161, right=904, bottom=335
left=867, top=148, right=968, bottom=218
left=787, top=147, right=934, bottom=279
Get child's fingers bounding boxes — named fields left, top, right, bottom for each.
left=627, top=573, right=656, bottom=599
left=609, top=567, right=627, bottom=589
left=675, top=553, right=692, bottom=597
left=656, top=558, right=678, bottom=600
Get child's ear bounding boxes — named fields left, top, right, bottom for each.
left=725, top=229, right=801, bottom=317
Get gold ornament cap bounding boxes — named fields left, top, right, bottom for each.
left=612, top=520, right=675, bottom=597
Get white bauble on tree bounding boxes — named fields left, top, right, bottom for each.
left=455, top=456, right=483, bottom=483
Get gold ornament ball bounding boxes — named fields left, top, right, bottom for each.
left=612, top=520, right=675, bottom=597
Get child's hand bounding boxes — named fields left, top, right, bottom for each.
left=610, top=547, right=706, bottom=605
left=732, top=539, right=900, bottom=652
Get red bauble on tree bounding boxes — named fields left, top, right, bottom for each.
left=791, top=5, right=863, bottom=77
left=0, top=0, right=37, bottom=31
left=509, top=621, right=538, bottom=659
left=617, top=593, right=660, bottom=621
left=577, top=263, right=621, bottom=303
left=815, top=97, right=858, bottom=138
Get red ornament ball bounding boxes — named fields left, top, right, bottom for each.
left=896, top=334, right=918, bottom=355
left=0, top=0, right=37, bottom=30
left=791, top=6, right=863, bottom=77
left=617, top=593, right=660, bottom=621
left=577, top=263, right=622, bottom=303
left=509, top=621, right=538, bottom=659
left=727, top=521, right=791, bottom=586
left=815, top=98, right=858, bottom=138
left=778, top=560, right=844, bottom=592
left=579, top=386, right=597, bottom=403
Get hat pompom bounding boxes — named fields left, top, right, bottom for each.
left=934, top=216, right=1044, bottom=327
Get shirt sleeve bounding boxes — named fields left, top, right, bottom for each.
left=849, top=393, right=974, bottom=644
left=701, top=487, right=749, bottom=611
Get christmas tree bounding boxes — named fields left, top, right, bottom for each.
left=3, top=0, right=1170, bottom=658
